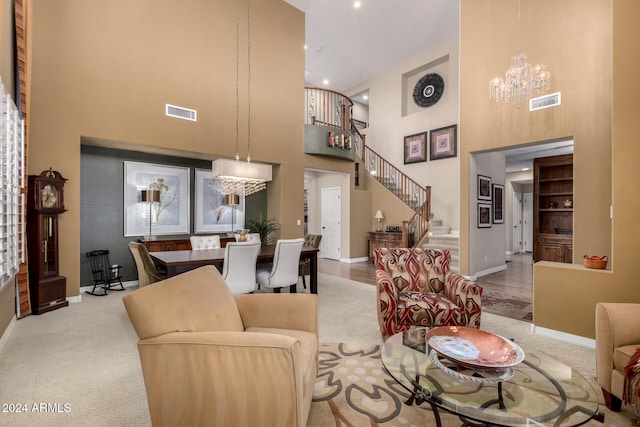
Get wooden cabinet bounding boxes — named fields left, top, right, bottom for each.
left=143, top=236, right=235, bottom=252
left=368, top=232, right=403, bottom=262
left=533, top=154, right=573, bottom=263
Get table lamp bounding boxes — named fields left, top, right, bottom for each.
left=225, top=194, right=240, bottom=234
left=141, top=189, right=161, bottom=240
left=374, top=210, right=384, bottom=232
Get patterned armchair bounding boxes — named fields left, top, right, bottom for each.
left=374, top=247, right=483, bottom=340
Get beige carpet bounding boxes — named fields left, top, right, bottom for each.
left=0, top=272, right=637, bottom=426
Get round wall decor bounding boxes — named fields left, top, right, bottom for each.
left=413, top=73, right=444, bottom=108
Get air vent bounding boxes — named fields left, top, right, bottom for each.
left=529, top=92, right=561, bottom=111
left=165, top=104, right=197, bottom=121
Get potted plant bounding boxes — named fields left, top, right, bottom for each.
left=246, top=212, right=280, bottom=246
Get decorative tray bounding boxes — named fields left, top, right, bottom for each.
left=426, top=326, right=525, bottom=369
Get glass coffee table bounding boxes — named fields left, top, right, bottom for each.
left=381, top=327, right=603, bottom=426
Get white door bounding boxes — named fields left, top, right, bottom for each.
left=512, top=192, right=523, bottom=253
left=321, top=187, right=341, bottom=260
left=524, top=193, right=534, bottom=252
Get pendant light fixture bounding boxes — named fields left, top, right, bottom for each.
left=212, top=0, right=272, bottom=196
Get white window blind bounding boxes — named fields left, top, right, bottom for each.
left=0, top=79, right=25, bottom=290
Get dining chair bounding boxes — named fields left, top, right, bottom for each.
left=299, top=234, right=322, bottom=289
left=256, top=238, right=305, bottom=293
left=221, top=242, right=261, bottom=294
left=128, top=241, right=167, bottom=287
left=190, top=235, right=221, bottom=250
left=234, top=232, right=261, bottom=243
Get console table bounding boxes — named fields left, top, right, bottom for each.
left=143, top=236, right=235, bottom=252
left=368, top=232, right=403, bottom=262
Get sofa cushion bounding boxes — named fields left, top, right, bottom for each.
left=397, top=291, right=459, bottom=327
left=613, top=344, right=639, bottom=371
left=123, top=265, right=244, bottom=340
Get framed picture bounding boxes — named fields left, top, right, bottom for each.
left=477, top=203, right=492, bottom=228
left=429, top=124, right=457, bottom=160
left=194, top=169, right=245, bottom=233
left=403, top=132, right=427, bottom=164
left=477, top=175, right=492, bottom=201
left=492, top=183, right=505, bottom=224
left=124, top=161, right=190, bottom=237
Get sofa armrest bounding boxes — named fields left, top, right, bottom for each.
left=595, top=303, right=640, bottom=392
left=376, top=269, right=401, bottom=340
left=235, top=293, right=318, bottom=334
left=445, top=273, right=483, bottom=328
left=137, top=331, right=306, bottom=426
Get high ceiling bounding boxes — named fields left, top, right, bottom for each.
left=283, top=0, right=459, bottom=93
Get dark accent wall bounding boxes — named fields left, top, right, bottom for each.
left=80, top=145, right=266, bottom=287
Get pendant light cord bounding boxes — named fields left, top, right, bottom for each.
left=235, top=0, right=240, bottom=161
left=246, top=0, right=252, bottom=163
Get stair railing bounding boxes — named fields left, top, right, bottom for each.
left=305, top=87, right=431, bottom=247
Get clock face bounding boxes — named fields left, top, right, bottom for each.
left=42, top=184, right=58, bottom=208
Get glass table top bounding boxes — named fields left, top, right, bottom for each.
left=381, top=327, right=600, bottom=427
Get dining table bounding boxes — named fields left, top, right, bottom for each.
left=149, top=244, right=320, bottom=294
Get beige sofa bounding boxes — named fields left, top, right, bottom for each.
left=595, top=302, right=640, bottom=411
left=123, top=265, right=318, bottom=426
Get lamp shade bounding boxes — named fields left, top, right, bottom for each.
left=374, top=210, right=384, bottom=220
left=224, top=194, right=240, bottom=205
left=212, top=158, right=272, bottom=182
left=141, top=189, right=160, bottom=203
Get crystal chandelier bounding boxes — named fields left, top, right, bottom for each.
left=213, top=0, right=271, bottom=196
left=489, top=0, right=551, bottom=108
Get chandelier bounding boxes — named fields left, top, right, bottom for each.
left=213, top=0, right=271, bottom=196
left=489, top=0, right=550, bottom=108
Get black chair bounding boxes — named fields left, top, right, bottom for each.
left=86, top=250, right=125, bottom=296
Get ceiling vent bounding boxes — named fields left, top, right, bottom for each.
left=165, top=104, right=197, bottom=122
left=529, top=92, right=561, bottom=112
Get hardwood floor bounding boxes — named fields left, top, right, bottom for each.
left=475, top=253, right=533, bottom=303
left=318, top=253, right=534, bottom=303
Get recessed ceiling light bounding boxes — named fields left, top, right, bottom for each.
left=522, top=167, right=530, bottom=171
left=363, top=95, right=368, bottom=100
left=353, top=1, right=361, bottom=9
left=322, top=79, right=330, bottom=85
left=304, top=45, right=307, bottom=50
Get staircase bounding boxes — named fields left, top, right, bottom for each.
left=423, top=219, right=460, bottom=273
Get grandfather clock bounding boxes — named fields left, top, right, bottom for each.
left=27, top=168, right=69, bottom=314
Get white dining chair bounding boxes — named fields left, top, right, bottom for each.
left=190, top=235, right=221, bottom=250
left=221, top=242, right=261, bottom=294
left=256, top=238, right=305, bottom=293
left=234, top=232, right=261, bottom=243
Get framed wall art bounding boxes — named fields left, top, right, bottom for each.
left=429, top=124, right=457, bottom=160
left=492, top=183, right=505, bottom=224
left=477, top=174, right=492, bottom=201
left=194, top=169, right=245, bottom=233
left=477, top=203, right=492, bottom=228
left=124, top=161, right=190, bottom=237
left=403, top=132, right=427, bottom=164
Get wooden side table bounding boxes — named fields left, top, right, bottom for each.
left=368, top=232, right=403, bottom=262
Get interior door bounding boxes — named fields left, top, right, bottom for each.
left=524, top=192, right=534, bottom=252
left=512, top=192, right=522, bottom=254
left=321, top=187, right=341, bottom=260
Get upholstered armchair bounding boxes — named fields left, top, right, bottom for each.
left=595, top=302, right=640, bottom=411
left=123, top=265, right=318, bottom=426
left=374, top=247, right=483, bottom=340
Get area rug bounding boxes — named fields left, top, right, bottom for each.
left=308, top=342, right=455, bottom=426
left=482, top=289, right=533, bottom=322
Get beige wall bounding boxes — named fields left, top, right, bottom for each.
left=460, top=0, right=640, bottom=338
left=27, top=0, right=305, bottom=297
left=347, top=39, right=460, bottom=230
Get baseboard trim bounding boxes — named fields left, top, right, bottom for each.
left=531, top=324, right=596, bottom=349
left=72, top=280, right=139, bottom=303
left=468, top=264, right=507, bottom=281
left=0, top=315, right=17, bottom=355
left=340, top=257, right=369, bottom=264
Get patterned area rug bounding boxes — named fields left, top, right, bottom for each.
left=308, top=343, right=453, bottom=426
left=481, top=289, right=533, bottom=322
